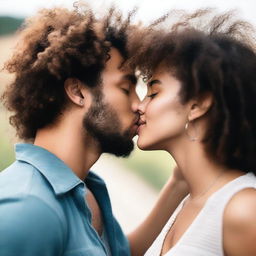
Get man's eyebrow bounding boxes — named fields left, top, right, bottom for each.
left=147, top=79, right=161, bottom=87
left=122, top=74, right=138, bottom=85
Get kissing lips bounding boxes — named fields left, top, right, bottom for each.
left=129, top=116, right=140, bottom=137
left=137, top=119, right=146, bottom=135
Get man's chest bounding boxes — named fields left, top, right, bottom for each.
left=85, top=188, right=104, bottom=236
left=60, top=190, right=108, bottom=255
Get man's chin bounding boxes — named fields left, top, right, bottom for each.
left=109, top=150, right=133, bottom=158
left=102, top=139, right=134, bottom=157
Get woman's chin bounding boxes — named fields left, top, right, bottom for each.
left=137, top=138, right=148, bottom=150
left=137, top=136, right=167, bottom=151
left=137, top=138, right=156, bottom=151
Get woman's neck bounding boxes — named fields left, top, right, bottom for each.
left=167, top=139, right=243, bottom=200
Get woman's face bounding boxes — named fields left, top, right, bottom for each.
left=137, top=68, right=191, bottom=151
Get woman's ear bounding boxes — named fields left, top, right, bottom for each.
left=64, top=78, right=87, bottom=107
left=188, top=92, right=213, bottom=121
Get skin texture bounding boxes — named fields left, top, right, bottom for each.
left=223, top=188, right=256, bottom=256
left=137, top=69, right=191, bottom=151
left=83, top=48, right=140, bottom=157
left=100, top=48, right=140, bottom=137
left=137, top=67, right=256, bottom=256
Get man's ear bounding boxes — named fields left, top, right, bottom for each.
left=188, top=92, right=213, bottom=121
left=64, top=78, right=88, bottom=107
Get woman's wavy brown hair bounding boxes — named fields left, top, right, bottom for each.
left=2, top=3, right=137, bottom=140
left=131, top=9, right=256, bottom=174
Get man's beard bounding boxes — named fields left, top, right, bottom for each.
left=83, top=90, right=134, bottom=157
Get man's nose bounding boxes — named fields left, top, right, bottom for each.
left=131, top=93, right=141, bottom=113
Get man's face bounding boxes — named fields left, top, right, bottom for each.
left=84, top=48, right=140, bottom=157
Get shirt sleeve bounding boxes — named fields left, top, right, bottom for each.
left=0, top=195, right=65, bottom=256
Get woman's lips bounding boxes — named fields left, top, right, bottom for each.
left=137, top=119, right=146, bottom=126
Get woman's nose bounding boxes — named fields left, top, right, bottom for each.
left=137, top=96, right=149, bottom=115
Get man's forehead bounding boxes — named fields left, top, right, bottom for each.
left=119, top=65, right=137, bottom=81
left=105, top=47, right=127, bottom=72
left=121, top=72, right=137, bottom=85
left=104, top=47, right=138, bottom=84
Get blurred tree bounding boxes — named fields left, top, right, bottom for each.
left=120, top=147, right=176, bottom=190
left=0, top=16, right=23, bottom=35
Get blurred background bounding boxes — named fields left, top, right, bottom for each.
left=0, top=0, right=255, bottom=232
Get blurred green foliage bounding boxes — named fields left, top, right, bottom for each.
left=0, top=16, right=23, bottom=168
left=120, top=145, right=176, bottom=190
left=0, top=108, right=15, bottom=171
left=0, top=16, right=24, bottom=36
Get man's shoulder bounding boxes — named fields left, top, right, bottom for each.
left=0, top=161, right=36, bottom=196
left=0, top=193, right=66, bottom=255
left=0, top=193, right=63, bottom=224
left=0, top=168, right=67, bottom=236
left=0, top=161, right=60, bottom=211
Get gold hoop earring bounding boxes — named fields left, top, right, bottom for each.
left=185, top=121, right=198, bottom=141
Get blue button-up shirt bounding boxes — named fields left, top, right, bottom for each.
left=0, top=143, right=130, bottom=256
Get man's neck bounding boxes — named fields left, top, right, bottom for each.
left=34, top=121, right=101, bottom=181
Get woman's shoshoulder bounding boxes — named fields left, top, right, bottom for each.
left=223, top=187, right=256, bottom=256
left=224, top=187, right=256, bottom=225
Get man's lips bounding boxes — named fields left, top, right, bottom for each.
left=129, top=117, right=146, bottom=137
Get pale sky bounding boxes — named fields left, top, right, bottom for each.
left=0, top=0, right=256, bottom=25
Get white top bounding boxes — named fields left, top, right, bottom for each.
left=145, top=172, right=256, bottom=256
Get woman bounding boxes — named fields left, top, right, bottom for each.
left=133, top=10, right=256, bottom=256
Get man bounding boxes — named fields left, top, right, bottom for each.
left=0, top=5, right=187, bottom=256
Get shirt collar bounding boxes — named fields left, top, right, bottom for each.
left=15, top=143, right=84, bottom=195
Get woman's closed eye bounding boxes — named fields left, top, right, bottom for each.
left=147, top=92, right=158, bottom=98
